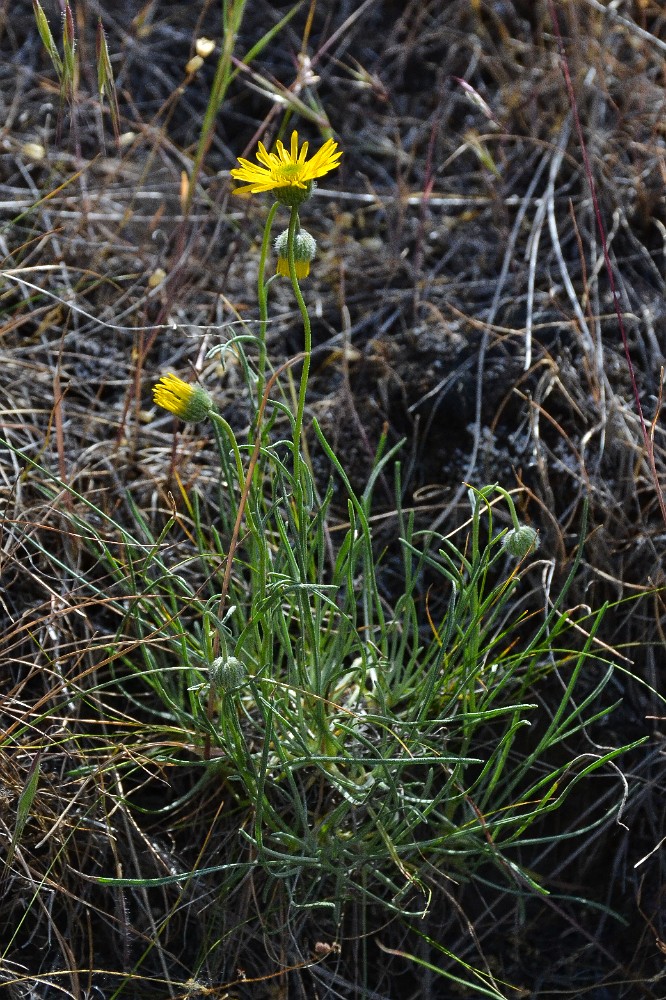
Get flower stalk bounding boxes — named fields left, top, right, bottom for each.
left=231, top=130, right=342, bottom=488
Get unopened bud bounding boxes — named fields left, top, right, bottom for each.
left=274, top=228, right=317, bottom=278
left=210, top=655, right=247, bottom=694
left=502, top=525, right=539, bottom=559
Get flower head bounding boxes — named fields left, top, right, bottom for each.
left=231, top=130, right=342, bottom=203
left=275, top=228, right=317, bottom=278
left=153, top=373, right=214, bottom=423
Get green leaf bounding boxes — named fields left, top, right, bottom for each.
left=4, top=753, right=41, bottom=874
left=32, top=0, right=63, bottom=77
left=96, top=18, right=120, bottom=143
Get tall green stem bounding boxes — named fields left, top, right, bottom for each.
left=286, top=205, right=311, bottom=487
left=185, top=0, right=247, bottom=215
left=256, top=201, right=279, bottom=405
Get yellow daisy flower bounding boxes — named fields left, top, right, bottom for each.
left=153, top=373, right=214, bottom=423
left=231, top=130, right=342, bottom=202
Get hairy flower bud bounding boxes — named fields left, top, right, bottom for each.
left=274, top=228, right=317, bottom=278
left=502, top=525, right=539, bottom=559
left=210, top=655, right=247, bottom=694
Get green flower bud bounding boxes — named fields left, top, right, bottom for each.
left=210, top=655, right=247, bottom=694
left=502, top=525, right=539, bottom=559
left=274, top=228, right=317, bottom=278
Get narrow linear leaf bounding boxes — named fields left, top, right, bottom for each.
left=4, top=753, right=41, bottom=874
left=61, top=0, right=78, bottom=105
left=32, top=0, right=63, bottom=77
left=96, top=18, right=120, bottom=143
